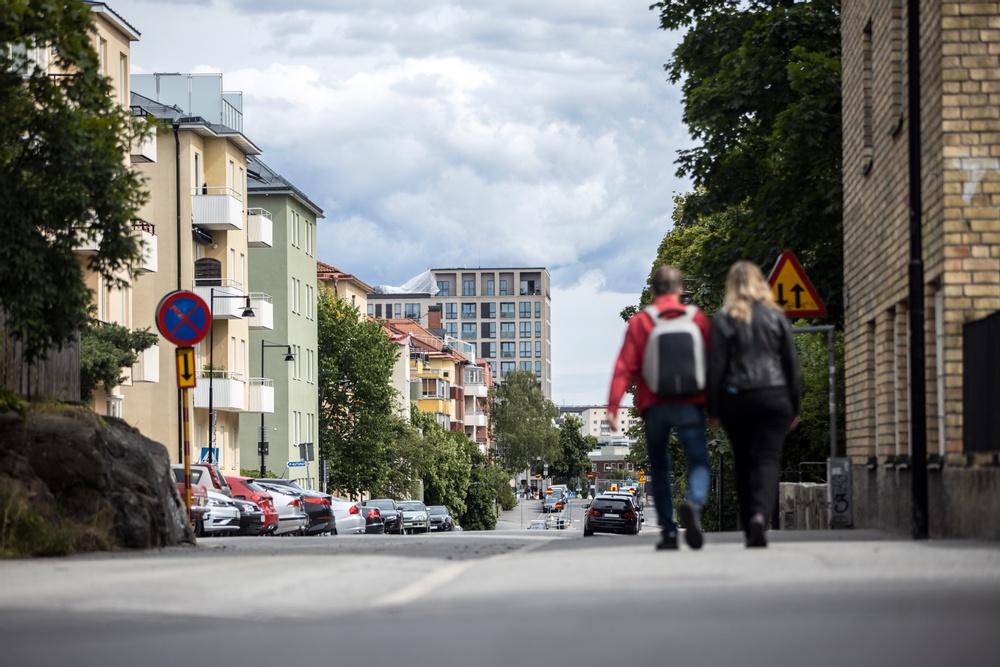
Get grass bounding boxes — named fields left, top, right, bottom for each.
left=0, top=480, right=114, bottom=559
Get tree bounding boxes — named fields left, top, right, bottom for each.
left=488, top=369, right=559, bottom=474
left=650, top=0, right=843, bottom=323
left=400, top=409, right=474, bottom=517
left=317, top=287, right=403, bottom=499
left=79, top=315, right=156, bottom=403
left=1, top=1, right=149, bottom=363
left=548, top=415, right=595, bottom=488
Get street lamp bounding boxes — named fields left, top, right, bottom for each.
left=206, top=287, right=254, bottom=465
left=259, top=340, right=294, bottom=478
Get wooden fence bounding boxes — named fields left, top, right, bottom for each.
left=0, top=312, right=80, bottom=401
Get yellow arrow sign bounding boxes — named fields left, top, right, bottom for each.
left=176, top=347, right=196, bottom=389
left=767, top=251, right=826, bottom=318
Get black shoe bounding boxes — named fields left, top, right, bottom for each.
left=679, top=500, right=704, bottom=550
left=746, top=513, right=767, bottom=548
left=656, top=531, right=678, bottom=550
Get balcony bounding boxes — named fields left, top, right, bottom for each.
left=192, top=187, right=243, bottom=231
left=193, top=370, right=245, bottom=412
left=132, top=220, right=157, bottom=273
left=248, top=293, right=273, bottom=330
left=132, top=345, right=160, bottom=383
left=500, top=332, right=515, bottom=339
left=193, top=280, right=247, bottom=319
left=248, top=378, right=274, bottom=413
left=129, top=125, right=157, bottom=163
left=74, top=227, right=101, bottom=255
left=247, top=208, right=272, bottom=247
left=466, top=412, right=488, bottom=428
left=465, top=383, right=487, bottom=398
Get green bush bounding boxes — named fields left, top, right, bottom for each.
left=0, top=483, right=75, bottom=558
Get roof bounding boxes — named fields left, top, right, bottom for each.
left=247, top=156, right=324, bottom=218
left=317, top=261, right=373, bottom=293
left=129, top=92, right=262, bottom=155
left=87, top=2, right=141, bottom=41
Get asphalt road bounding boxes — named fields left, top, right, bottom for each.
left=1, top=498, right=998, bottom=667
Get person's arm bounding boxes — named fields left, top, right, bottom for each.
left=706, top=315, right=727, bottom=420
left=607, top=316, right=645, bottom=430
left=779, top=315, right=802, bottom=419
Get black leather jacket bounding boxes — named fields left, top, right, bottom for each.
left=706, top=301, right=801, bottom=417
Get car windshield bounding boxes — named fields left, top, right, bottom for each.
left=428, top=506, right=448, bottom=515
left=593, top=499, right=631, bottom=512
left=398, top=501, right=425, bottom=511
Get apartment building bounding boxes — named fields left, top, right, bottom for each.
left=842, top=0, right=1000, bottom=536
left=124, top=72, right=263, bottom=474
left=559, top=405, right=637, bottom=447
left=368, top=268, right=553, bottom=399
left=317, top=262, right=372, bottom=316
left=236, top=157, right=323, bottom=489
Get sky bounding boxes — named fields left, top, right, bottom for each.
left=109, top=0, right=693, bottom=407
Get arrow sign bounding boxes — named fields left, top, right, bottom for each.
left=767, top=251, right=826, bottom=318
left=176, top=347, right=196, bottom=389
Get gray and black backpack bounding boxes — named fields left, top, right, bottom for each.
left=640, top=305, right=705, bottom=398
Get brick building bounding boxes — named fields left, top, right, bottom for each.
left=842, top=0, right=1000, bottom=537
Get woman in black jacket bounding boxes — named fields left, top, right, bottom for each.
left=707, top=261, right=801, bottom=548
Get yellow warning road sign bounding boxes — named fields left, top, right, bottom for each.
left=176, top=347, right=197, bottom=389
left=767, top=251, right=826, bottom=318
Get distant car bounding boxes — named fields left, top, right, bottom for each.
left=254, top=480, right=335, bottom=535
left=172, top=471, right=209, bottom=535
left=543, top=495, right=565, bottom=513
left=255, top=484, right=308, bottom=536
left=201, top=490, right=241, bottom=536
left=225, top=476, right=279, bottom=534
left=233, top=498, right=265, bottom=536
left=329, top=496, right=367, bottom=535
left=528, top=520, right=548, bottom=530
left=583, top=495, right=641, bottom=537
left=363, top=499, right=403, bottom=534
left=397, top=500, right=430, bottom=534
left=427, top=505, right=454, bottom=532
left=172, top=463, right=233, bottom=497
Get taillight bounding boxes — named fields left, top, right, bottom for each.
left=289, top=499, right=301, bottom=507
left=367, top=509, right=379, bottom=519
left=304, top=497, right=326, bottom=505
left=622, top=511, right=635, bottom=519
left=349, top=505, right=360, bottom=515
left=587, top=509, right=599, bottom=516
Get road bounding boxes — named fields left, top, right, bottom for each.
left=1, top=498, right=998, bottom=667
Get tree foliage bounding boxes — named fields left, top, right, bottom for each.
left=488, top=369, right=559, bottom=474
left=548, top=415, right=595, bottom=487
left=650, top=0, right=843, bottom=323
left=399, top=409, right=474, bottom=518
left=1, top=0, right=149, bottom=362
left=79, top=314, right=156, bottom=402
left=317, top=287, right=404, bottom=498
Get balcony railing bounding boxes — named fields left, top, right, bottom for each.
left=247, top=208, right=273, bottom=248
left=73, top=227, right=101, bottom=255
left=248, top=293, right=273, bottom=330
left=192, top=186, right=243, bottom=231
left=132, top=220, right=157, bottom=272
left=130, top=124, right=157, bottom=164
left=465, top=412, right=488, bottom=428
left=500, top=332, right=515, bottom=339
left=193, top=280, right=247, bottom=319
left=193, top=370, right=245, bottom=412
left=131, top=344, right=160, bottom=383
left=465, top=382, right=487, bottom=398
left=500, top=312, right=515, bottom=319
left=248, top=378, right=274, bottom=413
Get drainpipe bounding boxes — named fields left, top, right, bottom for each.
left=174, top=120, right=183, bottom=460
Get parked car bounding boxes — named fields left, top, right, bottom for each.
left=172, top=470, right=209, bottom=534
left=362, top=504, right=385, bottom=534
left=225, top=476, right=279, bottom=534
left=234, top=498, right=265, bottom=536
left=528, top=519, right=548, bottom=530
left=427, top=505, right=454, bottom=532
left=397, top=500, right=430, bottom=534
left=543, top=494, right=565, bottom=513
left=255, top=479, right=335, bottom=535
left=256, top=484, right=308, bottom=536
left=172, top=463, right=233, bottom=497
left=362, top=499, right=404, bottom=534
left=583, top=495, right=641, bottom=537
left=329, top=496, right=367, bottom=535
left=201, top=490, right=241, bottom=536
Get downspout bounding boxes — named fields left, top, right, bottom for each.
left=174, top=120, right=183, bottom=460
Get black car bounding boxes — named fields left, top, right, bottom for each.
left=255, top=480, right=335, bottom=535
left=583, top=495, right=640, bottom=537
left=362, top=504, right=385, bottom=534
left=362, top=499, right=404, bottom=534
left=427, top=505, right=454, bottom=532
left=233, top=498, right=265, bottom=536
left=543, top=493, right=566, bottom=513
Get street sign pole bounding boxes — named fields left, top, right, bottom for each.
left=181, top=387, right=193, bottom=527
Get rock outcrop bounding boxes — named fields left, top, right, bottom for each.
left=0, top=407, right=194, bottom=551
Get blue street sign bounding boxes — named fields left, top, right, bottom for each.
left=287, top=460, right=307, bottom=468
left=156, top=290, right=211, bottom=347
left=199, top=447, right=219, bottom=463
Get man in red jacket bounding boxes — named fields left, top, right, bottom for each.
left=607, top=265, right=711, bottom=550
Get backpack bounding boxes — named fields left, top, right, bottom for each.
left=641, top=305, right=706, bottom=398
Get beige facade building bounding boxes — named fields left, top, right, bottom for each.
left=842, top=0, right=1000, bottom=537
left=558, top=405, right=637, bottom=446
left=368, top=268, right=553, bottom=399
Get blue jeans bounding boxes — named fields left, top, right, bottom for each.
left=642, top=402, right=710, bottom=535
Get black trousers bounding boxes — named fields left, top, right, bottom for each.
left=719, top=387, right=793, bottom=532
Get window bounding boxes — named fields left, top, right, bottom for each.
left=394, top=304, right=401, bottom=319
left=119, top=54, right=128, bottom=106
left=535, top=301, right=541, bottom=318
left=405, top=303, right=420, bottom=320
left=518, top=302, right=530, bottom=318
left=481, top=302, right=496, bottom=319
left=305, top=220, right=313, bottom=256
left=488, top=361, right=497, bottom=377
left=445, top=303, right=457, bottom=319
left=535, top=341, right=542, bottom=358
left=535, top=321, right=542, bottom=338
left=501, top=342, right=515, bottom=359
left=535, top=361, right=542, bottom=377
left=500, top=361, right=515, bottom=378
left=462, top=303, right=476, bottom=319
left=463, top=279, right=475, bottom=296
left=481, top=322, right=496, bottom=339
left=437, top=281, right=451, bottom=296
left=486, top=279, right=495, bottom=296
left=520, top=322, right=531, bottom=338
left=500, top=302, right=515, bottom=318
left=520, top=342, right=531, bottom=358
left=462, top=323, right=476, bottom=340
left=194, top=154, right=201, bottom=193
left=520, top=361, right=532, bottom=371
left=484, top=342, right=496, bottom=358
left=368, top=304, right=374, bottom=317
left=445, top=323, right=457, bottom=338
left=605, top=463, right=612, bottom=472
left=99, top=38, right=107, bottom=75
left=499, top=279, right=508, bottom=296
left=500, top=322, right=515, bottom=339
left=520, top=280, right=529, bottom=295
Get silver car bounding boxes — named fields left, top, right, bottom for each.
left=201, top=490, right=241, bottom=536
left=329, top=496, right=366, bottom=535
left=261, top=485, right=309, bottom=536
left=397, top=500, right=430, bottom=534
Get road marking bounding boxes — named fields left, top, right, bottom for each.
left=369, top=561, right=474, bottom=608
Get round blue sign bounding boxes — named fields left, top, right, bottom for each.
left=155, top=290, right=212, bottom=346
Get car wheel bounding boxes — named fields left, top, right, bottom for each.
left=583, top=528, right=594, bottom=537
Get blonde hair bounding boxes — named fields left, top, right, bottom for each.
left=722, top=260, right=783, bottom=323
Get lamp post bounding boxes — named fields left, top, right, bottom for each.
left=206, top=287, right=254, bottom=465
left=259, top=340, right=294, bottom=478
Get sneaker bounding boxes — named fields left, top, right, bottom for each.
left=678, top=500, right=704, bottom=550
left=656, top=531, right=678, bottom=550
left=746, top=513, right=767, bottom=548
